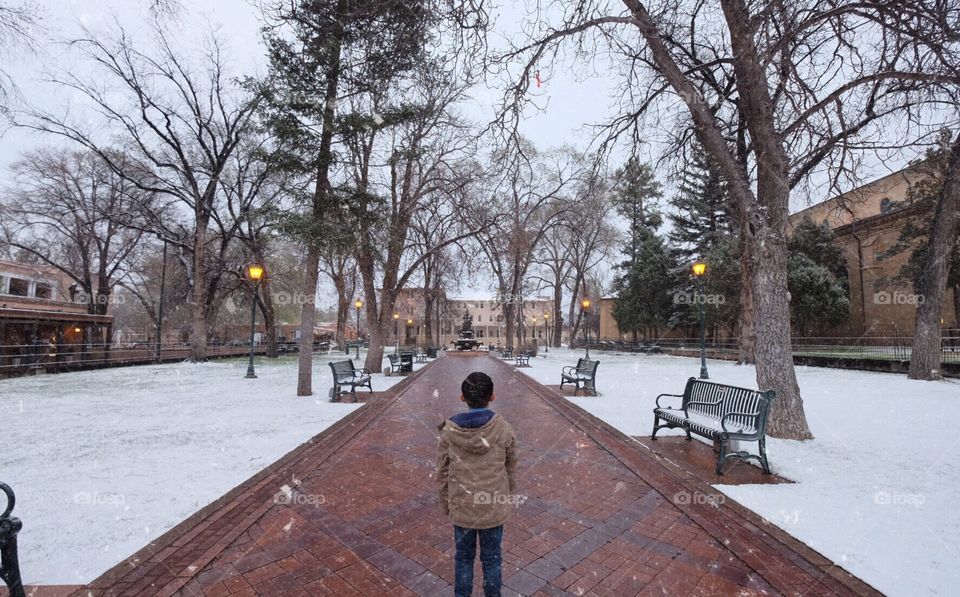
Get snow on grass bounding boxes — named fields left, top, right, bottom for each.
left=0, top=352, right=405, bottom=585
left=519, top=348, right=960, bottom=597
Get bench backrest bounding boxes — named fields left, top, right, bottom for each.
left=329, top=360, right=356, bottom=381
left=576, top=358, right=599, bottom=375
left=681, top=377, right=774, bottom=433
left=387, top=354, right=400, bottom=365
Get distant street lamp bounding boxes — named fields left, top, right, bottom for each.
left=581, top=298, right=592, bottom=359
left=245, top=264, right=265, bottom=379
left=543, top=313, right=550, bottom=353
left=692, top=261, right=709, bottom=379
left=406, top=318, right=414, bottom=346
left=354, top=299, right=364, bottom=359
left=393, top=312, right=400, bottom=353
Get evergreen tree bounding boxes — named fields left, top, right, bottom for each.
left=611, top=160, right=675, bottom=339
left=612, top=158, right=663, bottom=261
left=787, top=217, right=850, bottom=335
left=669, top=145, right=733, bottom=259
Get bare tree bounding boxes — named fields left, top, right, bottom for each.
left=27, top=22, right=260, bottom=361
left=0, top=1, right=39, bottom=120
left=477, top=144, right=580, bottom=347
left=494, top=0, right=960, bottom=439
left=1, top=148, right=149, bottom=317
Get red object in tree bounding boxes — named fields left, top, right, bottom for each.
left=535, top=70, right=542, bottom=88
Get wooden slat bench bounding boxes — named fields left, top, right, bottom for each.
left=328, top=360, right=372, bottom=401
left=560, top=358, right=599, bottom=396
left=652, top=377, right=775, bottom=475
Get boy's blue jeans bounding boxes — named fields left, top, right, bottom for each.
left=454, top=524, right=503, bottom=597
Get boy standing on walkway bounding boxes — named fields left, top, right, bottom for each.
left=436, top=371, right=519, bottom=597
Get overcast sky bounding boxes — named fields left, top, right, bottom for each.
left=0, top=0, right=921, bottom=304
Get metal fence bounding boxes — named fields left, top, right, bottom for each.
left=0, top=342, right=269, bottom=377
left=583, top=330, right=960, bottom=365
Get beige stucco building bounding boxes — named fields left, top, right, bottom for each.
left=597, top=163, right=958, bottom=340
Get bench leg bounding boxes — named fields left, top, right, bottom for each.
left=685, top=427, right=692, bottom=441
left=651, top=415, right=661, bottom=440
left=715, top=441, right=726, bottom=475
left=759, top=437, right=771, bottom=474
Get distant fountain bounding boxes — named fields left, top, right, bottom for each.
left=451, top=311, right=483, bottom=351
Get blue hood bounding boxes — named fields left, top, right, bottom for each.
left=450, top=409, right=495, bottom=429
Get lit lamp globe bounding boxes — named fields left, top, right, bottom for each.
left=692, top=261, right=707, bottom=277
left=581, top=298, right=591, bottom=310
left=246, top=264, right=265, bottom=282
left=355, top=299, right=363, bottom=310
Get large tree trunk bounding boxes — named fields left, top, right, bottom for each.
left=720, top=0, right=811, bottom=439
left=737, top=221, right=756, bottom=364
left=189, top=218, right=208, bottom=361
left=296, top=246, right=320, bottom=396
left=909, top=132, right=960, bottom=380
left=552, top=281, right=564, bottom=348
left=335, top=284, right=349, bottom=350
left=295, top=0, right=345, bottom=396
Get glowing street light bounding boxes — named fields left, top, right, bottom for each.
left=581, top=298, right=592, bottom=359
left=354, top=299, right=364, bottom=359
left=393, top=313, right=400, bottom=353
left=692, top=261, right=709, bottom=379
left=543, top=313, right=550, bottom=353
left=245, top=264, right=266, bottom=379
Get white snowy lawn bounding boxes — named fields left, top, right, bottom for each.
left=519, top=348, right=960, bottom=597
left=0, top=351, right=406, bottom=585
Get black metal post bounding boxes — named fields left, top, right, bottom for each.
left=245, top=280, right=259, bottom=379
left=394, top=318, right=399, bottom=353
left=698, top=277, right=709, bottom=379
left=544, top=317, right=549, bottom=353
left=155, top=238, right=167, bottom=363
left=0, top=482, right=25, bottom=597
left=355, top=306, right=361, bottom=359
left=583, top=309, right=591, bottom=359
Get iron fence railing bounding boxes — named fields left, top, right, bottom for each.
left=580, top=330, right=960, bottom=365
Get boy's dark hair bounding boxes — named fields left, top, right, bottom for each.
left=461, top=372, right=494, bottom=408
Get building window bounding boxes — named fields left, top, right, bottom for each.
left=7, top=277, right=29, bottom=296
left=880, top=197, right=893, bottom=214
left=477, top=314, right=482, bottom=322
left=34, top=283, right=53, bottom=300
left=0, top=275, right=6, bottom=294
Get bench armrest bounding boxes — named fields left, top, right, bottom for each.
left=655, top=392, right=684, bottom=408
left=353, top=369, right=371, bottom=378
left=562, top=365, right=577, bottom=374
left=720, top=411, right=761, bottom=432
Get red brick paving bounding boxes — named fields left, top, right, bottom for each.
left=77, top=354, right=879, bottom=596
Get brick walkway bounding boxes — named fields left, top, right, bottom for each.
left=81, top=354, right=878, bottom=596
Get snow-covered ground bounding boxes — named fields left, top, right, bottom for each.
left=520, top=348, right=960, bottom=597
left=0, top=351, right=406, bottom=585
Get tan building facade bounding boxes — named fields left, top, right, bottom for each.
left=789, top=165, right=957, bottom=336
left=597, top=164, right=958, bottom=340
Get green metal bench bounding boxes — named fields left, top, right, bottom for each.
left=560, top=358, right=599, bottom=396
left=328, top=360, right=372, bottom=401
left=652, top=377, right=775, bottom=475
left=386, top=352, right=414, bottom=375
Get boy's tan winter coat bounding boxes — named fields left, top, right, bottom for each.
left=436, top=413, right=518, bottom=529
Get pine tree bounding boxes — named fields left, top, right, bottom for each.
left=611, top=160, right=675, bottom=339
left=787, top=217, right=850, bottom=336
left=669, top=145, right=733, bottom=260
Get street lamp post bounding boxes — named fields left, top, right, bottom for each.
left=543, top=313, right=549, bottom=353
left=354, top=299, right=364, bottom=360
left=581, top=298, right=592, bottom=359
left=406, top=318, right=414, bottom=346
left=245, top=264, right=265, bottom=379
left=692, top=261, right=709, bottom=379
left=393, top=313, right=400, bottom=353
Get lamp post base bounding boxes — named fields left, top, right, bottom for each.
left=245, top=367, right=257, bottom=379
left=699, top=365, right=709, bottom=380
